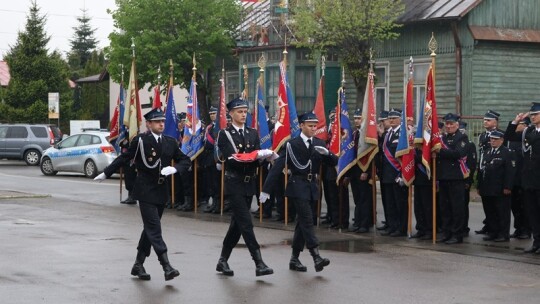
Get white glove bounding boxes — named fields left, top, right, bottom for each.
left=314, top=146, right=329, bottom=155
left=93, top=172, right=106, bottom=182
left=216, top=163, right=222, bottom=171
left=160, top=166, right=177, bottom=176
left=259, top=192, right=270, bottom=204
left=257, top=149, right=274, bottom=160
left=395, top=177, right=405, bottom=187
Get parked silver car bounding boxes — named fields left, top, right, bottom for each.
left=40, top=131, right=117, bottom=178
left=0, top=124, right=62, bottom=165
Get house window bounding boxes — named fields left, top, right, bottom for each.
left=294, top=67, right=316, bottom=113
left=226, top=72, right=239, bottom=102
left=374, top=63, right=389, bottom=113
left=405, top=59, right=430, bottom=122
left=266, top=67, right=279, bottom=116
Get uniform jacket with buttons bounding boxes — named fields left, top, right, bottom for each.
left=104, top=132, right=190, bottom=205
left=263, top=136, right=338, bottom=201
left=505, top=123, right=540, bottom=190
left=380, top=126, right=401, bottom=184
left=477, top=145, right=515, bottom=196
left=436, top=131, right=469, bottom=181
left=217, top=125, right=260, bottom=196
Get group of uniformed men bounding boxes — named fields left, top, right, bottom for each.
left=96, top=95, right=540, bottom=282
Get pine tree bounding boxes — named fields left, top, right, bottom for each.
left=4, top=0, right=70, bottom=110
left=68, top=8, right=98, bottom=79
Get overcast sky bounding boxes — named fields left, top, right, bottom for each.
left=0, top=0, right=116, bottom=60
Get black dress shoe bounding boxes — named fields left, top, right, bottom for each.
left=348, top=226, right=360, bottom=233
left=517, top=233, right=531, bottom=240
left=380, top=229, right=394, bottom=236
left=436, top=235, right=451, bottom=243
left=483, top=235, right=496, bottom=241
left=390, top=231, right=406, bottom=237
left=493, top=237, right=509, bottom=242
left=475, top=228, right=488, bottom=235
left=411, top=232, right=425, bottom=239
left=523, top=245, right=540, bottom=253
left=356, top=227, right=369, bottom=233
left=510, top=231, right=519, bottom=238
left=445, top=237, right=463, bottom=245
left=376, top=224, right=389, bottom=231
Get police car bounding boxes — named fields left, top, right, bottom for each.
left=40, top=131, right=117, bottom=178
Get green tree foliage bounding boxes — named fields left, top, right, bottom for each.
left=67, top=9, right=98, bottom=80
left=107, top=0, right=243, bottom=116
left=291, top=0, right=404, bottom=103
left=3, top=1, right=71, bottom=118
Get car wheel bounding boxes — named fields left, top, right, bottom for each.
left=24, top=149, right=41, bottom=166
left=84, top=159, right=98, bottom=178
left=40, top=157, right=58, bottom=176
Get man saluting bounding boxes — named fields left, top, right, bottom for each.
left=95, top=108, right=190, bottom=281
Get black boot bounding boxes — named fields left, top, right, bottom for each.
left=181, top=196, right=194, bottom=212
left=289, top=248, right=307, bottom=272
left=158, top=253, right=180, bottom=281
left=131, top=251, right=151, bottom=280
left=121, top=192, right=137, bottom=205
left=251, top=249, right=273, bottom=276
left=216, top=247, right=234, bottom=276
left=309, top=247, right=330, bottom=272
left=165, top=200, right=172, bottom=209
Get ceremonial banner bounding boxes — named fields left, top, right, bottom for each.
left=414, top=64, right=441, bottom=178
left=336, top=88, right=356, bottom=184
left=313, top=75, right=327, bottom=141
left=181, top=78, right=204, bottom=160
left=124, top=58, right=142, bottom=141
left=356, top=71, right=379, bottom=171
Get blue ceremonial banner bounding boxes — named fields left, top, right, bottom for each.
left=163, top=83, right=179, bottom=140
left=181, top=78, right=205, bottom=160
left=336, top=88, right=356, bottom=184
left=116, top=84, right=127, bottom=151
left=256, top=79, right=271, bottom=149
left=280, top=61, right=300, bottom=138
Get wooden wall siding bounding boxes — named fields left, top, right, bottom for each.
left=471, top=42, right=540, bottom=123
left=467, top=0, right=540, bottom=29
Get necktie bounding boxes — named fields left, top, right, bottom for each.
left=307, top=138, right=313, bottom=154
left=157, top=136, right=162, bottom=145
left=238, top=129, right=245, bottom=150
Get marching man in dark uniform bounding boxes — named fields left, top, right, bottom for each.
left=506, top=103, right=540, bottom=254
left=476, top=110, right=503, bottom=235
left=94, top=108, right=190, bottom=281
left=214, top=97, right=274, bottom=277
left=477, top=130, right=516, bottom=242
left=435, top=113, right=470, bottom=244
left=261, top=112, right=338, bottom=272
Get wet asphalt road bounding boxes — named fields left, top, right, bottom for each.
left=1, top=161, right=539, bottom=304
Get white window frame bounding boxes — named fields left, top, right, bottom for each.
left=403, top=58, right=430, bottom=123
left=374, top=62, right=389, bottom=112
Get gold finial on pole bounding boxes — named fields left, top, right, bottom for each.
left=429, top=32, right=438, bottom=58
left=321, top=55, right=326, bottom=77
left=131, top=37, right=135, bottom=57
left=192, top=53, right=197, bottom=79
left=258, top=53, right=266, bottom=73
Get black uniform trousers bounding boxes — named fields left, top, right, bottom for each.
left=222, top=193, right=260, bottom=253
left=350, top=178, right=373, bottom=229
left=482, top=195, right=511, bottom=238
left=524, top=189, right=540, bottom=247
left=328, top=183, right=350, bottom=228
left=439, top=180, right=466, bottom=237
left=137, top=201, right=167, bottom=256
left=511, top=186, right=530, bottom=234
left=414, top=185, right=433, bottom=235
left=379, top=183, right=390, bottom=225
left=291, top=198, right=319, bottom=251
left=381, top=183, right=398, bottom=231
left=463, top=187, right=471, bottom=234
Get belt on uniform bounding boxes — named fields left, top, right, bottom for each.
left=292, top=173, right=318, bottom=182
left=225, top=171, right=256, bottom=183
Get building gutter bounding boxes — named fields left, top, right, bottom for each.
left=451, top=21, right=462, bottom=116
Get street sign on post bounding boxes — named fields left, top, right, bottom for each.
left=48, top=92, right=60, bottom=119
